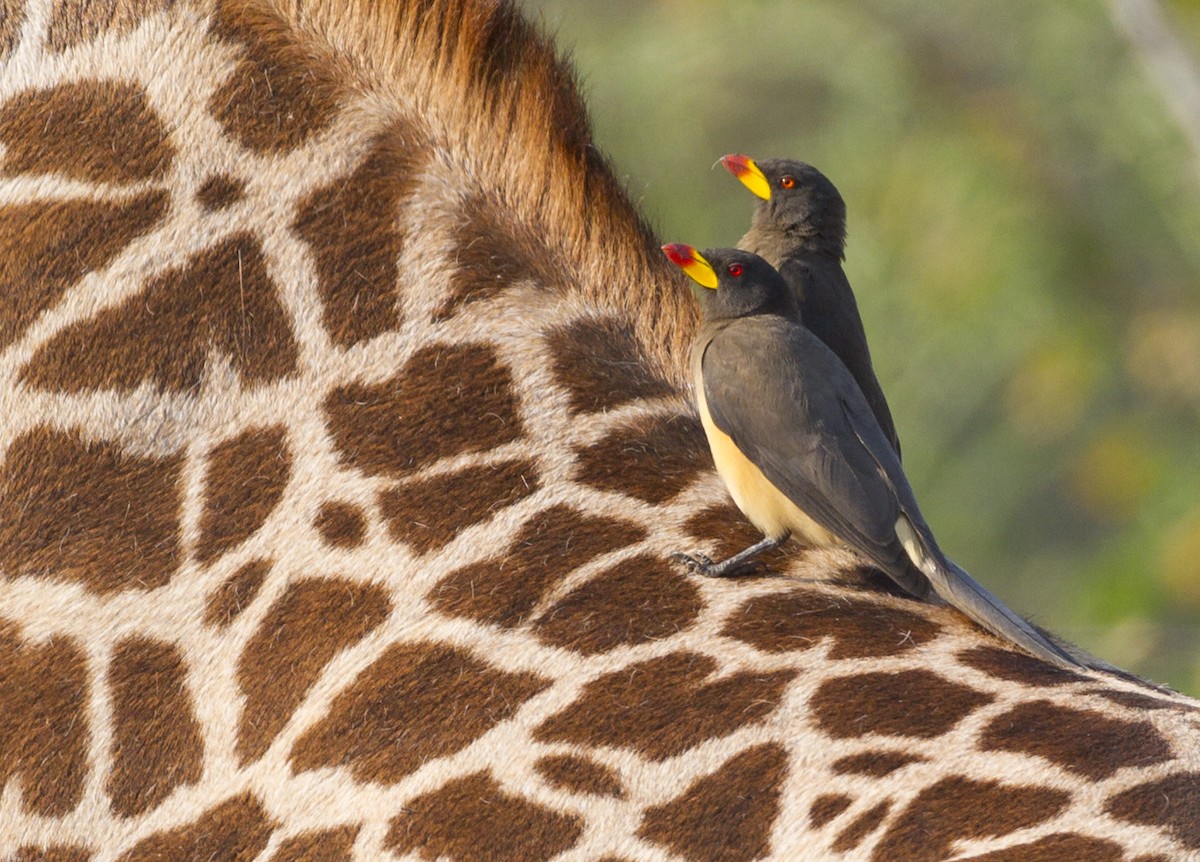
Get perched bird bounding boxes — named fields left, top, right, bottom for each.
left=662, top=242, right=1078, bottom=669
left=721, top=154, right=901, bottom=459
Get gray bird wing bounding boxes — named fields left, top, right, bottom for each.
left=778, top=257, right=902, bottom=460
left=702, top=316, right=1080, bottom=668
left=700, top=316, right=910, bottom=572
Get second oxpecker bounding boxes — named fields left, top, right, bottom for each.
left=663, top=243, right=1079, bottom=670
left=721, top=154, right=901, bottom=459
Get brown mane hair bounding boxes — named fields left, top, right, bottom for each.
left=238, top=0, right=697, bottom=382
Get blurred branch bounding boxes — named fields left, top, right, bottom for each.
left=1109, top=0, right=1200, bottom=179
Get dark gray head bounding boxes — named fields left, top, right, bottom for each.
left=721, top=154, right=847, bottom=259
left=662, top=244, right=795, bottom=323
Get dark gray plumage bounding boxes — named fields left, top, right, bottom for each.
left=662, top=243, right=1079, bottom=669
left=722, top=154, right=901, bottom=459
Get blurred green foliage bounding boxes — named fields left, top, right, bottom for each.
left=526, top=0, right=1200, bottom=694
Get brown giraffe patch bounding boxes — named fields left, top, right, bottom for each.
left=22, top=233, right=298, bottom=393
left=196, top=426, right=291, bottom=564
left=325, top=343, right=522, bottom=479
left=0, top=193, right=167, bottom=350
left=546, top=317, right=673, bottom=414
left=0, top=428, right=183, bottom=594
left=1092, top=688, right=1186, bottom=711
left=967, top=833, right=1126, bottom=861
left=14, top=847, right=91, bottom=862
left=204, top=558, right=270, bottom=628
left=107, top=638, right=203, bottom=817
left=809, top=793, right=853, bottom=828
left=1107, top=773, right=1200, bottom=849
left=534, top=753, right=624, bottom=799
left=313, top=501, right=367, bottom=548
left=833, top=801, right=890, bottom=853
left=0, top=627, right=88, bottom=816
left=196, top=173, right=246, bottom=210
left=293, top=132, right=424, bottom=347
left=534, top=553, right=703, bottom=655
left=385, top=772, right=583, bottom=861
left=379, top=458, right=539, bottom=554
left=831, top=751, right=926, bottom=777
left=0, top=82, right=174, bottom=183
left=267, top=826, right=359, bottom=862
left=47, top=0, right=175, bottom=52
left=811, top=670, right=993, bottom=739
left=871, top=776, right=1070, bottom=862
left=434, top=194, right=571, bottom=320
left=431, top=504, right=645, bottom=629
left=723, top=587, right=942, bottom=660
left=958, top=645, right=1088, bottom=686
left=534, top=652, right=796, bottom=760
left=683, top=503, right=791, bottom=567
left=291, top=642, right=550, bottom=783
left=574, top=412, right=711, bottom=504
left=236, top=578, right=391, bottom=763
left=0, top=0, right=23, bottom=60
left=980, top=700, right=1172, bottom=780
left=207, top=1, right=342, bottom=153
left=115, top=791, right=276, bottom=862
left=639, top=744, right=789, bottom=862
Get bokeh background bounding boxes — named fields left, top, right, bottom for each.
left=525, top=0, right=1200, bottom=694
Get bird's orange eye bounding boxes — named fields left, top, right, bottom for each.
left=728, top=263, right=744, bottom=277
left=780, top=176, right=796, bottom=189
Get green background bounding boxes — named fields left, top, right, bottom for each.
left=525, top=0, right=1200, bottom=695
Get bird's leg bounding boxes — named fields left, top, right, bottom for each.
left=671, top=534, right=787, bottom=578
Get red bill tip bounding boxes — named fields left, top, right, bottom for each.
left=720, top=153, right=753, bottom=177
left=661, top=242, right=697, bottom=267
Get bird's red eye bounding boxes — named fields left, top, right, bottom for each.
left=780, top=176, right=796, bottom=189
left=728, top=263, right=744, bottom=277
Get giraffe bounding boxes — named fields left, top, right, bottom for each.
left=1, top=0, right=1198, bottom=859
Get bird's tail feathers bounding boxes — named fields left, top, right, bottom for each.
left=895, top=515, right=1080, bottom=669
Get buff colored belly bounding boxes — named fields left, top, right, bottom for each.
left=696, top=384, right=839, bottom=548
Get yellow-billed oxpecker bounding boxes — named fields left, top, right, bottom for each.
left=721, top=154, right=901, bottom=459
left=662, top=243, right=1078, bottom=668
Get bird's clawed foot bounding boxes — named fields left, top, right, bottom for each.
left=670, top=551, right=764, bottom=578
left=670, top=535, right=787, bottom=579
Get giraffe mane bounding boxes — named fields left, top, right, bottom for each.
left=232, top=0, right=697, bottom=383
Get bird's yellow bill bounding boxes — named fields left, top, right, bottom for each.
left=662, top=243, right=718, bottom=289
left=721, top=153, right=771, bottom=201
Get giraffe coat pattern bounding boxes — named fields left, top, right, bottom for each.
left=1, top=1, right=1199, bottom=859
